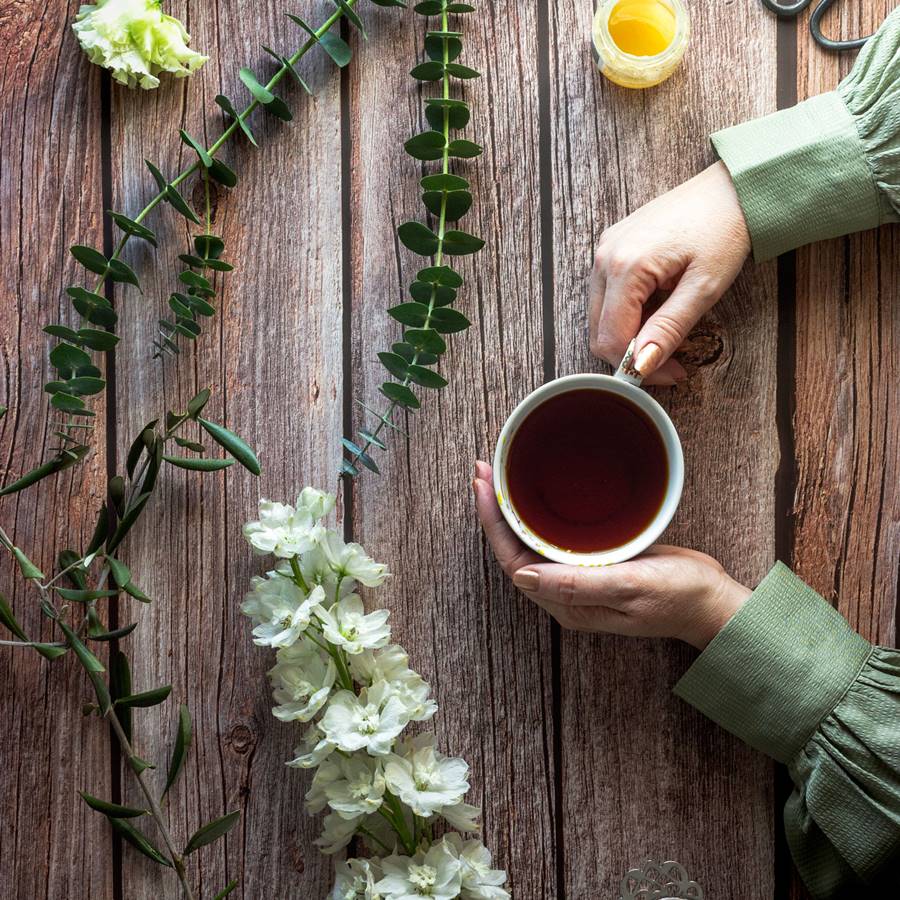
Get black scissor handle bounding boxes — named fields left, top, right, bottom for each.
left=760, top=0, right=873, bottom=51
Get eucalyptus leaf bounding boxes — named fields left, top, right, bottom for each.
left=446, top=62, right=480, bottom=79
left=197, top=417, right=261, bottom=475
left=442, top=229, right=485, bottom=256
left=404, top=131, right=445, bottom=161
left=425, top=34, right=462, bottom=63
left=332, top=0, right=366, bottom=37
left=163, top=704, right=192, bottom=796
left=446, top=139, right=482, bottom=159
left=392, top=342, right=438, bottom=366
left=358, top=429, right=387, bottom=451
left=107, top=211, right=157, bottom=246
left=110, top=818, right=172, bottom=868
left=429, top=307, right=471, bottom=333
left=409, top=280, right=456, bottom=306
left=380, top=382, right=420, bottom=409
left=208, top=158, right=238, bottom=187
left=165, top=185, right=201, bottom=224
left=417, top=265, right=463, bottom=287
left=405, top=327, right=446, bottom=355
left=414, top=0, right=442, bottom=13
left=66, top=376, right=106, bottom=396
left=215, top=94, right=258, bottom=147
left=388, top=302, right=430, bottom=327
left=179, top=129, right=213, bottom=168
left=51, top=392, right=89, bottom=415
left=184, top=810, right=241, bottom=855
left=378, top=351, right=411, bottom=380
left=44, top=323, right=81, bottom=342
left=77, top=328, right=120, bottom=351
left=397, top=222, right=439, bottom=256
left=145, top=159, right=168, bottom=190
left=341, top=459, right=359, bottom=477
left=425, top=98, right=469, bottom=130
left=194, top=235, right=225, bottom=260
left=422, top=189, right=472, bottom=221
left=420, top=173, right=469, bottom=192
left=410, top=60, right=444, bottom=81
left=407, top=365, right=448, bottom=388
left=70, top=245, right=108, bottom=275
left=50, top=343, right=91, bottom=372
left=341, top=438, right=379, bottom=474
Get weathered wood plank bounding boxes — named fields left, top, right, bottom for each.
left=548, top=1, right=779, bottom=896
left=791, top=3, right=900, bottom=896
left=349, top=3, right=558, bottom=898
left=0, top=1, right=113, bottom=897
left=109, top=1, right=344, bottom=895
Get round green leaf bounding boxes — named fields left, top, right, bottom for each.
left=77, top=328, right=120, bottom=351
left=388, top=302, right=430, bottom=327
left=430, top=307, right=471, bottom=333
left=404, top=131, right=446, bottom=161
left=107, top=212, right=157, bottom=246
left=446, top=62, right=480, bottom=79
left=405, top=328, right=446, bottom=355
left=70, top=245, right=108, bottom=275
left=442, top=230, right=485, bottom=256
left=50, top=343, right=91, bottom=372
left=425, top=99, right=469, bottom=130
left=407, top=365, right=448, bottom=389
left=417, top=265, right=463, bottom=288
left=397, top=222, right=439, bottom=256
left=380, top=382, right=420, bottom=410
left=425, top=34, right=462, bottom=63
left=378, top=351, right=411, bottom=380
left=410, top=61, right=444, bottom=81
left=422, top=189, right=472, bottom=221
left=208, top=159, right=237, bottom=187
left=447, top=139, right=482, bottom=159
left=421, top=173, right=469, bottom=192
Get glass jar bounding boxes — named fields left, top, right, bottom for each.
left=593, top=0, right=691, bottom=89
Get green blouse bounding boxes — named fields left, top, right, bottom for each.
left=674, top=11, right=900, bottom=898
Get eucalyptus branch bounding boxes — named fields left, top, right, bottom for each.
left=342, top=0, right=483, bottom=477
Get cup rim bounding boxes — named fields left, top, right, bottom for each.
left=492, top=373, right=684, bottom=566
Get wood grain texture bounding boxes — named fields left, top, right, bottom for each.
left=791, top=3, right=900, bottom=895
left=0, top=2, right=113, bottom=898
left=348, top=3, right=559, bottom=898
left=548, top=1, right=780, bottom=896
left=108, top=1, right=344, bottom=896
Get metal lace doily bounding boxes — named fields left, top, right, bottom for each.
left=620, top=859, right=704, bottom=900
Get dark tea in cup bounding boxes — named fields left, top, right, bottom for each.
left=504, top=388, right=668, bottom=553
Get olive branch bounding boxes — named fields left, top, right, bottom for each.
left=1, top=1, right=404, bottom=896
left=342, top=0, right=483, bottom=477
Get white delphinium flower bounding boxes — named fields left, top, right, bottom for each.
left=241, top=576, right=323, bottom=649
left=307, top=754, right=386, bottom=819
left=316, top=811, right=362, bottom=855
left=320, top=681, right=412, bottom=756
left=331, top=858, right=383, bottom=900
left=269, top=639, right=336, bottom=722
left=441, top=802, right=482, bottom=833
left=279, top=546, right=353, bottom=604
left=317, top=595, right=391, bottom=655
left=383, top=734, right=469, bottom=818
left=286, top=723, right=334, bottom=769
left=442, top=834, right=510, bottom=900
left=321, top=531, right=390, bottom=587
left=349, top=645, right=437, bottom=722
left=72, top=0, right=207, bottom=89
left=243, top=492, right=332, bottom=558
left=376, top=842, right=462, bottom=900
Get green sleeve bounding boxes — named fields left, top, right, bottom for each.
left=710, top=8, right=900, bottom=261
left=674, top=562, right=900, bottom=898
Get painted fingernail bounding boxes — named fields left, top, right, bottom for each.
left=634, top=342, right=662, bottom=375
left=513, top=569, right=540, bottom=592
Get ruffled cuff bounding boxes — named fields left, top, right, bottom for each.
left=673, top=562, right=872, bottom=764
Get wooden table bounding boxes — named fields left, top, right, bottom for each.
left=2, top=1, right=897, bottom=897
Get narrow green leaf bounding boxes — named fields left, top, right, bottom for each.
left=165, top=185, right=201, bottom=224
left=115, top=685, right=172, bottom=709
left=130, top=756, right=155, bottom=775
left=208, top=159, right=237, bottom=188
left=358, top=429, right=387, bottom=451
left=123, top=581, right=151, bottom=603
left=442, top=229, right=485, bottom=256
left=397, top=221, right=439, bottom=256
left=107, top=212, right=157, bottom=246
left=80, top=791, right=147, bottom=819
left=70, top=245, right=108, bottom=275
left=174, top=437, right=205, bottom=452
left=380, top=382, right=420, bottom=409
left=184, top=811, right=240, bottom=855
left=126, top=421, right=157, bottom=479
left=145, top=160, right=168, bottom=190
left=12, top=546, right=44, bottom=580
left=378, top=351, right=411, bottom=380
left=106, top=557, right=131, bottom=589
left=388, top=302, right=430, bottom=327
left=110, top=818, right=172, bottom=867
left=213, top=881, right=239, bottom=900
left=35, top=644, right=68, bottom=661
left=87, top=622, right=139, bottom=642
left=197, top=417, right=261, bottom=475
left=58, top=620, right=104, bottom=674
left=163, top=455, right=235, bottom=472
left=164, top=704, right=192, bottom=796
left=179, top=130, right=213, bottom=168
left=0, top=448, right=89, bottom=499
left=332, top=0, right=367, bottom=36
left=262, top=46, right=312, bottom=94
left=215, top=95, right=258, bottom=147
left=107, top=492, right=153, bottom=553
left=187, top=388, right=211, bottom=418
left=55, top=588, right=118, bottom=602
left=408, top=365, right=448, bottom=388
left=0, top=592, right=28, bottom=641
left=110, top=650, right=132, bottom=740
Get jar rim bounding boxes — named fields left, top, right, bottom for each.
left=593, top=0, right=691, bottom=65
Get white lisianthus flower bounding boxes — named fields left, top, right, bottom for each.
left=376, top=842, right=462, bottom=900
left=440, top=802, right=482, bottom=833
left=269, top=640, right=336, bottom=722
left=297, top=486, right=335, bottom=520
left=242, top=578, right=324, bottom=649
left=317, top=595, right=391, bottom=655
left=383, top=734, right=469, bottom=817
left=320, top=682, right=412, bottom=756
left=286, top=723, right=335, bottom=769
left=321, top=532, right=390, bottom=587
left=316, top=811, right=362, bottom=855
left=349, top=646, right=437, bottom=722
left=442, top=834, right=510, bottom=900
left=331, top=857, right=383, bottom=900
left=307, top=754, right=386, bottom=819
left=72, top=0, right=207, bottom=89
left=243, top=497, right=326, bottom=558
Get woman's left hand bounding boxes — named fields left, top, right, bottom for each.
left=473, top=461, right=750, bottom=649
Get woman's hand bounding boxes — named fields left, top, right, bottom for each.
left=590, top=161, right=751, bottom=385
left=473, top=461, right=750, bottom=649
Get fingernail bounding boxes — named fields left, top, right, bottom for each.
left=513, top=569, right=540, bottom=592
left=634, top=342, right=662, bottom=376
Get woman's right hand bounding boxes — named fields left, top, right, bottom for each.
left=590, top=160, right=751, bottom=384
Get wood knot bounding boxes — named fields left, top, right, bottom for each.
left=674, top=324, right=725, bottom=372
left=225, top=722, right=256, bottom=755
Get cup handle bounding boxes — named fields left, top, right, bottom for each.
left=614, top=338, right=644, bottom=387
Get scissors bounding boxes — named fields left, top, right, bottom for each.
left=759, top=0, right=873, bottom=51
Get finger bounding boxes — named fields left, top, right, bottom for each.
left=588, top=255, right=606, bottom=355
left=511, top=562, right=645, bottom=607
left=473, top=469, right=540, bottom=576
left=592, top=267, right=650, bottom=366
left=632, top=268, right=721, bottom=377
left=519, top=589, right=636, bottom=635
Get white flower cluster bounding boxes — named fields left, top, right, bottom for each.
left=242, top=489, right=509, bottom=900
left=73, top=0, right=208, bottom=90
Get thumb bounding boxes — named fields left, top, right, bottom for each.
left=631, top=268, right=721, bottom=377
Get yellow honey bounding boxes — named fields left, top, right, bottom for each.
left=593, top=0, right=690, bottom=89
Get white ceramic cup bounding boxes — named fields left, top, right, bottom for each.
left=492, top=341, right=684, bottom=566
